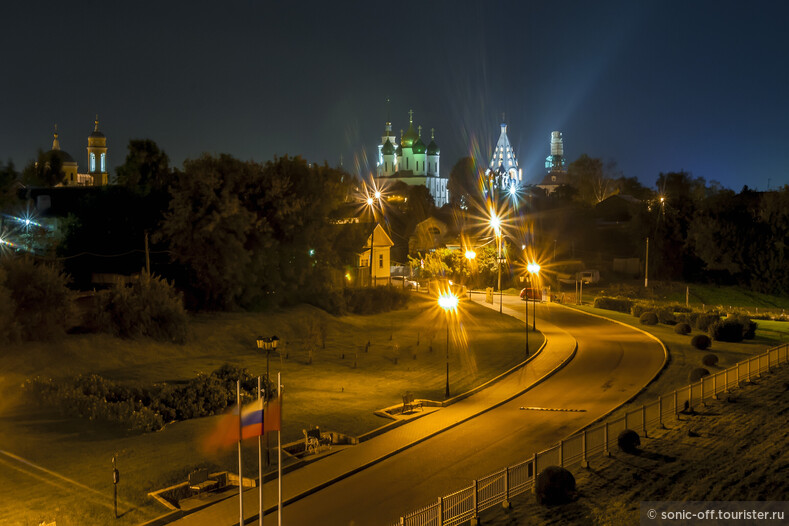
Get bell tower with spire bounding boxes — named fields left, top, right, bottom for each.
left=86, top=115, right=108, bottom=185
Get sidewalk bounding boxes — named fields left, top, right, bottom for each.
left=167, top=297, right=577, bottom=526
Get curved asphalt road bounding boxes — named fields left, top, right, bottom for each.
left=279, top=297, right=665, bottom=525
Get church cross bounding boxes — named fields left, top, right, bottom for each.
left=408, top=109, right=414, bottom=123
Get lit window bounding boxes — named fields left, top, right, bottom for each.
left=100, top=153, right=106, bottom=172
left=90, top=153, right=96, bottom=172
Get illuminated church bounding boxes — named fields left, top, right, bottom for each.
left=485, top=121, right=522, bottom=193
left=43, top=116, right=109, bottom=187
left=375, top=110, right=448, bottom=207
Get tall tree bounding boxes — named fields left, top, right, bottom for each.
left=115, top=139, right=172, bottom=195
left=21, top=150, right=64, bottom=187
left=448, top=157, right=482, bottom=209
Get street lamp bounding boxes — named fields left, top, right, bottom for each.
left=527, top=263, right=540, bottom=330
left=365, top=189, right=383, bottom=287
left=490, top=211, right=503, bottom=314
left=465, top=249, right=476, bottom=299
left=256, top=335, right=279, bottom=467
left=438, top=292, right=459, bottom=398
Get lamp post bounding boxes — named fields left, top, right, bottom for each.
left=366, top=190, right=382, bottom=287
left=438, top=292, right=459, bottom=399
left=524, top=274, right=530, bottom=356
left=256, top=335, right=279, bottom=467
left=465, top=249, right=476, bottom=299
left=527, top=262, right=540, bottom=331
left=490, top=212, right=503, bottom=314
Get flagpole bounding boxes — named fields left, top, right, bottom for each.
left=237, top=380, right=244, bottom=526
left=258, top=376, right=264, bottom=526
left=277, top=372, right=282, bottom=526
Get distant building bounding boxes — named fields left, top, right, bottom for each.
left=375, top=109, right=448, bottom=207
left=38, top=117, right=109, bottom=187
left=537, top=131, right=569, bottom=194
left=485, top=121, right=522, bottom=193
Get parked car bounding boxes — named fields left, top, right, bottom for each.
left=520, top=287, right=540, bottom=300
left=391, top=276, right=418, bottom=290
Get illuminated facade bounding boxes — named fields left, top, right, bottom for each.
left=538, top=131, right=569, bottom=194
left=375, top=110, right=448, bottom=207
left=44, top=117, right=110, bottom=187
left=485, top=122, right=522, bottom=193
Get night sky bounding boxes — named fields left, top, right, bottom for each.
left=2, top=0, right=788, bottom=191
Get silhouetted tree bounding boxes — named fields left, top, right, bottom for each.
left=115, top=139, right=173, bottom=195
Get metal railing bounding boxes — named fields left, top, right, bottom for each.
left=390, top=343, right=789, bottom=525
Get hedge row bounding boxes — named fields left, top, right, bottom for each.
left=307, top=286, right=410, bottom=315
left=593, top=297, right=633, bottom=313
left=24, top=364, right=266, bottom=432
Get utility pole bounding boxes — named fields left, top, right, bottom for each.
left=644, top=237, right=649, bottom=288
left=144, top=232, right=151, bottom=276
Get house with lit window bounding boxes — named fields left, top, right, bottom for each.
left=356, top=223, right=394, bottom=286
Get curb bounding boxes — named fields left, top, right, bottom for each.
left=241, top=341, right=578, bottom=525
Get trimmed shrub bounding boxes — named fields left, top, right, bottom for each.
left=639, top=311, right=658, bottom=325
left=689, top=367, right=710, bottom=382
left=344, top=287, right=409, bottom=314
left=593, top=297, right=633, bottom=314
left=702, top=354, right=719, bottom=367
left=675, top=313, right=688, bottom=324
left=24, top=364, right=262, bottom=432
left=657, top=308, right=677, bottom=325
left=617, top=429, right=641, bottom=453
left=730, top=314, right=757, bottom=339
left=708, top=318, right=745, bottom=342
left=691, top=334, right=711, bottom=350
left=674, top=322, right=692, bottom=335
left=91, top=274, right=188, bottom=343
left=305, top=290, right=346, bottom=316
left=631, top=303, right=650, bottom=318
left=695, top=313, right=721, bottom=332
left=673, top=305, right=692, bottom=313
left=1, top=256, right=75, bottom=340
left=534, top=466, right=576, bottom=506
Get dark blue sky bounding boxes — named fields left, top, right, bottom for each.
left=2, top=1, right=787, bottom=191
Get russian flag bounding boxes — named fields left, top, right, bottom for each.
left=203, top=394, right=282, bottom=451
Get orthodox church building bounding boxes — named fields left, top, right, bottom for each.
left=41, top=116, right=109, bottom=187
left=485, top=121, right=522, bottom=193
left=537, top=131, right=569, bottom=194
left=375, top=110, right=448, bottom=207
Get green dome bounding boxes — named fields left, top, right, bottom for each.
left=395, top=145, right=403, bottom=156
left=45, top=148, right=76, bottom=164
left=427, top=139, right=440, bottom=155
left=412, top=137, right=427, bottom=154
left=382, top=141, right=395, bottom=155
left=401, top=125, right=419, bottom=148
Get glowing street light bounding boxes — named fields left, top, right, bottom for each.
left=527, top=262, right=541, bottom=330
left=364, top=188, right=384, bottom=286
left=490, top=211, right=504, bottom=314
left=256, top=335, right=279, bottom=466
left=438, top=292, right=459, bottom=398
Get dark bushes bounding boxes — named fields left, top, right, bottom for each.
left=0, top=256, right=75, bottom=341
left=343, top=287, right=409, bottom=314
left=695, top=313, right=721, bottom=332
left=708, top=315, right=755, bottom=342
left=674, top=322, right=692, bottom=335
left=617, top=429, right=641, bottom=453
left=593, top=297, right=633, bottom=313
left=702, top=354, right=719, bottom=367
left=534, top=466, right=576, bottom=505
left=24, top=364, right=262, bottom=432
left=631, top=304, right=650, bottom=318
left=657, top=309, right=677, bottom=325
left=691, top=334, right=712, bottom=350
left=89, top=275, right=188, bottom=343
left=639, top=311, right=659, bottom=325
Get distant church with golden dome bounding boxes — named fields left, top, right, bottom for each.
left=42, top=116, right=109, bottom=187
left=374, top=109, right=448, bottom=207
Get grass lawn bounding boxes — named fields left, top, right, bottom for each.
left=0, top=293, right=542, bottom=525
left=566, top=303, right=789, bottom=420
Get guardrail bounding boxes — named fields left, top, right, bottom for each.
left=389, top=343, right=789, bottom=525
